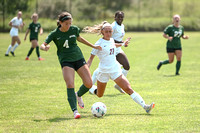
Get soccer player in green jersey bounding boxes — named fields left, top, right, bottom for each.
left=157, top=14, right=189, bottom=75
left=24, top=13, right=44, bottom=60
left=40, top=12, right=101, bottom=119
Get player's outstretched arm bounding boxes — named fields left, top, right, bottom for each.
left=87, top=54, right=95, bottom=68
left=40, top=43, right=50, bottom=51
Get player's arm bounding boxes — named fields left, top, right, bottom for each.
left=77, top=36, right=102, bottom=50
left=40, top=42, right=50, bottom=51
left=40, top=27, right=43, bottom=35
left=9, top=21, right=18, bottom=28
left=182, top=35, right=189, bottom=39
left=163, top=33, right=173, bottom=41
left=87, top=54, right=95, bottom=68
left=115, top=37, right=131, bottom=48
left=24, top=29, right=30, bottom=41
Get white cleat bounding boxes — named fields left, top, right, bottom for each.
left=76, top=92, right=84, bottom=109
left=89, top=85, right=97, bottom=95
left=73, top=110, right=81, bottom=119
left=144, top=102, right=155, bottom=114
left=114, top=84, right=125, bottom=94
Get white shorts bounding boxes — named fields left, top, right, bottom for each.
left=116, top=47, right=124, bottom=55
left=97, top=70, right=122, bottom=83
left=10, top=29, right=18, bottom=37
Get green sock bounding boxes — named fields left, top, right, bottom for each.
left=176, top=61, right=181, bottom=74
left=67, top=88, right=77, bottom=112
left=162, top=60, right=169, bottom=65
left=77, top=84, right=89, bottom=97
left=36, top=46, right=40, bottom=57
left=27, top=47, right=34, bottom=57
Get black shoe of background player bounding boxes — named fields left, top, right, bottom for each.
left=157, top=61, right=162, bottom=70
left=10, top=51, right=15, bottom=56
left=175, top=73, right=180, bottom=76
left=5, top=54, right=9, bottom=56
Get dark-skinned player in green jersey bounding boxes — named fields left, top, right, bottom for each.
left=24, top=13, right=44, bottom=60
left=157, top=14, right=189, bottom=75
left=40, top=12, right=102, bottom=119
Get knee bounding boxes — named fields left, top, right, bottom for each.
left=123, top=64, right=130, bottom=71
left=169, top=59, right=173, bottom=63
left=84, top=82, right=93, bottom=89
left=65, top=81, right=74, bottom=88
left=97, top=94, right=103, bottom=98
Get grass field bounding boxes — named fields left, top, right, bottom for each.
left=0, top=32, right=199, bottom=132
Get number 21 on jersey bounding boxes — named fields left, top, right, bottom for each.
left=109, top=48, right=114, bottom=55
left=63, top=40, right=69, bottom=48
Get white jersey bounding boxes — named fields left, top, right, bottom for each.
left=111, top=21, right=125, bottom=55
left=91, top=38, right=121, bottom=73
left=9, top=17, right=23, bottom=36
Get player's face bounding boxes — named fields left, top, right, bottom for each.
left=18, top=12, right=22, bottom=18
left=102, top=26, right=112, bottom=40
left=32, top=16, right=38, bottom=22
left=60, top=19, right=72, bottom=30
left=173, top=15, right=180, bottom=24
left=115, top=13, right=124, bottom=25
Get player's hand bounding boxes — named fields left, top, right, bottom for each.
left=124, top=37, right=131, bottom=47
left=95, top=45, right=102, bottom=50
left=168, top=36, right=173, bottom=41
left=183, top=35, right=189, bottom=39
left=44, top=45, right=50, bottom=51
left=24, top=37, right=26, bottom=41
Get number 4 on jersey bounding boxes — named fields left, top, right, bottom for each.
left=63, top=40, right=69, bottom=48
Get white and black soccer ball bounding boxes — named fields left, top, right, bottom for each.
left=91, top=102, right=107, bottom=118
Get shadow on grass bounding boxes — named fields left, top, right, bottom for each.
left=103, top=93, right=124, bottom=97
left=163, top=74, right=176, bottom=77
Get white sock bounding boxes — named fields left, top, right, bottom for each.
left=89, top=85, right=97, bottom=95
left=92, top=68, right=99, bottom=85
left=11, top=43, right=19, bottom=52
left=130, top=92, right=146, bottom=108
left=6, top=45, right=12, bottom=54
left=122, top=68, right=128, bottom=77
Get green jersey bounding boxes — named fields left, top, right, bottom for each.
left=29, top=22, right=41, bottom=40
left=164, top=24, right=184, bottom=48
left=45, top=25, right=84, bottom=63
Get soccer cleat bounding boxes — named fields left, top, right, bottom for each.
left=114, top=84, right=125, bottom=94
left=38, top=57, right=44, bottom=61
left=89, top=85, right=97, bottom=95
left=25, top=57, right=29, bottom=60
left=76, top=92, right=84, bottom=109
left=157, top=61, right=162, bottom=70
left=5, top=54, right=9, bottom=56
left=144, top=102, right=155, bottom=114
left=10, top=51, right=15, bottom=56
left=73, top=110, right=81, bottom=119
left=175, top=73, right=180, bottom=76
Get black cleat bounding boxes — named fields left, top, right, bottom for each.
left=175, top=73, right=180, bottom=76
left=5, top=54, right=9, bottom=56
left=10, top=51, right=15, bottom=56
left=157, top=61, right=162, bottom=70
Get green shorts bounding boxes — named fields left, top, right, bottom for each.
left=167, top=48, right=182, bottom=53
left=61, top=58, right=86, bottom=71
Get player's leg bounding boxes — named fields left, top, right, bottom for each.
left=175, top=50, right=182, bottom=75
left=157, top=50, right=175, bottom=70
left=11, top=36, right=21, bottom=56
left=5, top=36, right=16, bottom=56
left=76, top=61, right=93, bottom=108
left=62, top=66, right=80, bottom=118
left=26, top=40, right=35, bottom=60
left=114, top=75, right=155, bottom=113
left=114, top=52, right=130, bottom=93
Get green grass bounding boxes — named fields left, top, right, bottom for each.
left=0, top=32, right=200, bottom=132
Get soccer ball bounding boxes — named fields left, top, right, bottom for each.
left=91, top=102, right=107, bottom=118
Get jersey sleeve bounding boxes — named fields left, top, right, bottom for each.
left=91, top=40, right=101, bottom=55
left=164, top=25, right=170, bottom=35
left=10, top=17, right=16, bottom=23
left=28, top=23, right=31, bottom=29
left=45, top=31, right=55, bottom=44
left=76, top=26, right=80, bottom=37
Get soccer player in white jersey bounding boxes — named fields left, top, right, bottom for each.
left=80, top=22, right=155, bottom=114
left=91, top=11, right=129, bottom=93
left=5, top=11, right=24, bottom=56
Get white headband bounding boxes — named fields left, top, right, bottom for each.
left=102, top=23, right=112, bottom=29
